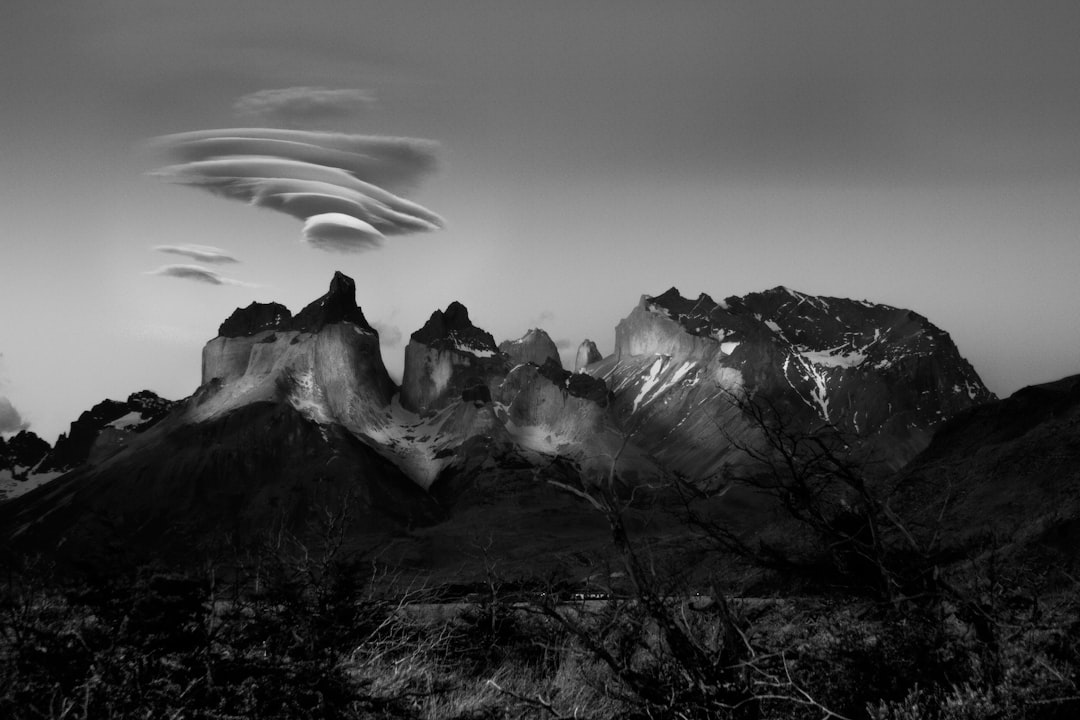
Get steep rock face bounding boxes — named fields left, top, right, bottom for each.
left=291, top=271, right=375, bottom=333
left=400, top=302, right=508, bottom=414
left=591, top=286, right=994, bottom=478
left=575, top=340, right=603, bottom=372
left=499, top=329, right=561, bottom=368
left=496, top=360, right=609, bottom=442
left=372, top=310, right=621, bottom=489
left=195, top=273, right=394, bottom=431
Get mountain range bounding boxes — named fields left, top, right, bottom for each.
left=8, top=270, right=1069, bottom=582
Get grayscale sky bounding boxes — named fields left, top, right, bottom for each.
left=2, top=1, right=1079, bottom=441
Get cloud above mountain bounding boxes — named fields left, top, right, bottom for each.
left=154, top=244, right=239, bottom=264
left=371, top=320, right=403, bottom=347
left=0, top=397, right=27, bottom=434
left=147, top=264, right=257, bottom=287
left=233, top=86, right=375, bottom=129
left=149, top=126, right=444, bottom=252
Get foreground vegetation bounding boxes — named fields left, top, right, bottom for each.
left=3, top=543, right=1080, bottom=720
left=5, top=394, right=1079, bottom=718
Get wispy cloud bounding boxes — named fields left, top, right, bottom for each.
left=531, top=310, right=556, bottom=327
left=0, top=397, right=27, bottom=434
left=154, top=243, right=239, bottom=264
left=146, top=264, right=258, bottom=287
left=150, top=125, right=444, bottom=253
left=233, top=86, right=375, bottom=129
left=371, top=320, right=403, bottom=347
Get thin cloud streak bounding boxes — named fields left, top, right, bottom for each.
left=154, top=244, right=239, bottom=264
left=233, top=87, right=376, bottom=129
left=146, top=264, right=258, bottom=287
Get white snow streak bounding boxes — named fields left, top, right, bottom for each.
left=633, top=356, right=667, bottom=413
left=106, top=411, right=145, bottom=430
left=796, top=346, right=865, bottom=368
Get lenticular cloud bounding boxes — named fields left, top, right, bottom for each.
left=150, top=128, right=443, bottom=252
left=154, top=243, right=239, bottom=264
left=147, top=264, right=256, bottom=287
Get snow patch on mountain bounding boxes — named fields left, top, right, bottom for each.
left=453, top=342, right=496, bottom=358
left=0, top=468, right=64, bottom=502
left=633, top=356, right=667, bottom=412
left=106, top=411, right=147, bottom=430
left=362, top=396, right=457, bottom=489
left=783, top=354, right=832, bottom=420
left=286, top=369, right=334, bottom=425
left=796, top=346, right=866, bottom=369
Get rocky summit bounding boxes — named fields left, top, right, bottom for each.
left=588, top=286, right=994, bottom=477
left=400, top=302, right=507, bottom=414
left=197, top=271, right=394, bottom=431
left=574, top=339, right=603, bottom=372
left=0, top=273, right=999, bottom=569
left=499, top=329, right=561, bottom=368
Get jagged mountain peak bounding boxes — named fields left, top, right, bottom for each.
left=575, top=339, right=603, bottom=372
left=601, top=283, right=997, bottom=475
left=217, top=272, right=374, bottom=338
left=499, top=328, right=561, bottom=368
left=198, top=273, right=394, bottom=428
left=2, top=275, right=1018, bottom=574
left=218, top=301, right=292, bottom=338
left=411, top=301, right=498, bottom=355
left=292, top=271, right=374, bottom=334
left=401, top=302, right=506, bottom=413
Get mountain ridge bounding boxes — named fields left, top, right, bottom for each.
left=1, top=272, right=1000, bottom=570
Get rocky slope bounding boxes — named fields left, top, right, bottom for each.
left=0, top=273, right=620, bottom=565
left=1, top=401, right=442, bottom=566
left=587, top=286, right=994, bottom=479
left=39, top=390, right=176, bottom=473
left=1, top=274, right=1000, bottom=571
left=888, top=373, right=1080, bottom=569
left=1, top=392, right=176, bottom=503
left=499, top=329, right=561, bottom=368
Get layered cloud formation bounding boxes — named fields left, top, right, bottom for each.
left=147, top=264, right=257, bottom=287
left=150, top=127, right=443, bottom=252
left=154, top=244, right=239, bottom=264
